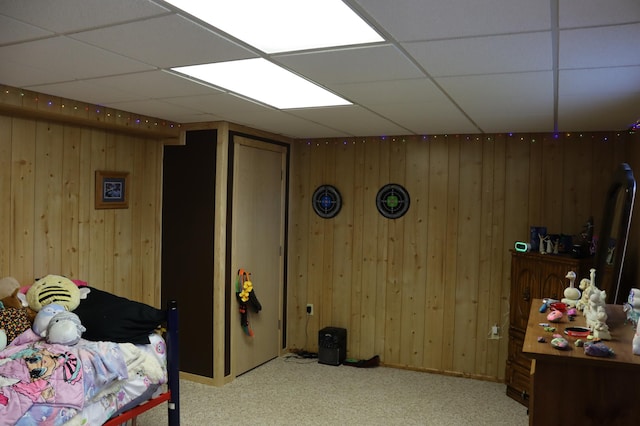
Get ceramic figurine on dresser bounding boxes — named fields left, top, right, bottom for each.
left=577, top=268, right=611, bottom=339
left=623, top=288, right=640, bottom=326
left=561, top=271, right=581, bottom=307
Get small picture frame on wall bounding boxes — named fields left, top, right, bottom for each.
left=95, top=170, right=129, bottom=209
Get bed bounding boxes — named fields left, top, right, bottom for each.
left=0, top=288, right=180, bottom=426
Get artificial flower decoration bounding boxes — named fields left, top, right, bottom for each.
left=235, top=269, right=262, bottom=336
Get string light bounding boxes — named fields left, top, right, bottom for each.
left=1, top=85, right=181, bottom=132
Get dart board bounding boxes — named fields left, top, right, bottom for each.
left=376, top=184, right=410, bottom=219
left=312, top=185, right=342, bottom=219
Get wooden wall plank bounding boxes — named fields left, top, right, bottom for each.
left=359, top=137, right=381, bottom=358
left=374, top=137, right=390, bottom=359
left=332, top=141, right=354, bottom=331
left=289, top=142, right=310, bottom=346
left=453, top=137, right=482, bottom=374
left=442, top=136, right=460, bottom=372
left=60, top=126, right=82, bottom=279
left=383, top=139, right=406, bottom=364
left=11, top=118, right=36, bottom=281
left=423, top=137, right=448, bottom=369
left=400, top=139, right=428, bottom=367
left=0, top=116, right=12, bottom=275
left=34, top=121, right=64, bottom=276
left=349, top=138, right=365, bottom=357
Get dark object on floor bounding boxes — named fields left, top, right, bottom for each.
left=318, top=327, right=347, bottom=365
left=343, top=355, right=380, bottom=368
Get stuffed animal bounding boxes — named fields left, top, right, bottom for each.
left=32, top=303, right=66, bottom=337
left=46, top=311, right=85, bottom=345
left=0, top=288, right=37, bottom=350
left=26, top=274, right=84, bottom=312
left=0, top=276, right=20, bottom=300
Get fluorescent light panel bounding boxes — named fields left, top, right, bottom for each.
left=164, top=0, right=383, bottom=53
left=172, top=58, right=351, bottom=109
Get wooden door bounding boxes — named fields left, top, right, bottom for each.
left=231, top=136, right=286, bottom=375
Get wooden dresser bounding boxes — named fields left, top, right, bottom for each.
left=505, top=250, right=594, bottom=406
left=523, top=299, right=640, bottom=425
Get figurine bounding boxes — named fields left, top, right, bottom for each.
left=624, top=288, right=640, bottom=326
left=576, top=278, right=593, bottom=311
left=592, top=306, right=611, bottom=340
left=585, top=288, right=607, bottom=335
left=561, top=271, right=581, bottom=308
left=546, top=237, right=554, bottom=255
left=539, top=234, right=550, bottom=254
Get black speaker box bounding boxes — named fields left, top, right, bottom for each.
left=318, top=327, right=347, bottom=366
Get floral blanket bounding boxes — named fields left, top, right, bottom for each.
left=0, top=330, right=129, bottom=426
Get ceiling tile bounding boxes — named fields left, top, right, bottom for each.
left=289, top=105, right=410, bottom=136
left=103, top=98, right=211, bottom=123
left=163, top=92, right=272, bottom=116
left=559, top=0, right=640, bottom=28
left=0, top=36, right=154, bottom=83
left=0, top=14, right=52, bottom=44
left=332, top=78, right=444, bottom=104
left=225, top=109, right=344, bottom=139
left=0, top=0, right=168, bottom=33
left=437, top=71, right=554, bottom=132
left=368, top=101, right=480, bottom=135
left=27, top=80, right=140, bottom=104
left=560, top=24, right=640, bottom=69
left=404, top=32, right=552, bottom=77
left=70, top=14, right=256, bottom=68
left=0, top=59, right=72, bottom=87
left=558, top=66, right=640, bottom=131
left=86, top=71, right=224, bottom=99
left=276, top=44, right=423, bottom=85
left=353, top=0, right=550, bottom=41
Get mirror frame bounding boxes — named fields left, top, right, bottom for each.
left=594, top=163, right=636, bottom=304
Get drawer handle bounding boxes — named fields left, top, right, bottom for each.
left=521, top=390, right=529, bottom=400
left=523, top=291, right=530, bottom=302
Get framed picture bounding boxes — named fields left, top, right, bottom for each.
left=95, top=171, right=129, bottom=209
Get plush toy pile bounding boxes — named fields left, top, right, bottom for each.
left=0, top=274, right=88, bottom=350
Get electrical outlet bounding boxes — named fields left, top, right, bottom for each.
left=306, top=304, right=313, bottom=315
left=489, top=324, right=500, bottom=339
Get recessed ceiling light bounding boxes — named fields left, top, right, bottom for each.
left=172, top=58, right=351, bottom=109
left=163, top=0, right=384, bottom=53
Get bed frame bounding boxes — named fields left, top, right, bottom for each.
left=103, top=300, right=180, bottom=426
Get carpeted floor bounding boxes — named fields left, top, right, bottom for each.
left=136, top=355, right=529, bottom=425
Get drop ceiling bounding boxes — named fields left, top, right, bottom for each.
left=1, top=0, right=639, bottom=139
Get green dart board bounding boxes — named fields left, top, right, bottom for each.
left=376, top=184, right=410, bottom=219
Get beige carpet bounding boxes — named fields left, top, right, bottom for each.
left=137, top=355, right=528, bottom=425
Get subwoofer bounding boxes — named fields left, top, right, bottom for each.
left=318, top=327, right=347, bottom=366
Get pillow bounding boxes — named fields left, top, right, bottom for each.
left=73, top=287, right=165, bottom=344
left=26, top=274, right=81, bottom=312
left=0, top=307, right=32, bottom=344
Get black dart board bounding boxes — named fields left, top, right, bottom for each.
left=312, top=185, right=342, bottom=219
left=376, top=184, right=410, bottom=219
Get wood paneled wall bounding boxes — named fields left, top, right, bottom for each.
left=4, top=85, right=639, bottom=384
left=0, top=114, right=165, bottom=306
left=288, top=131, right=640, bottom=381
